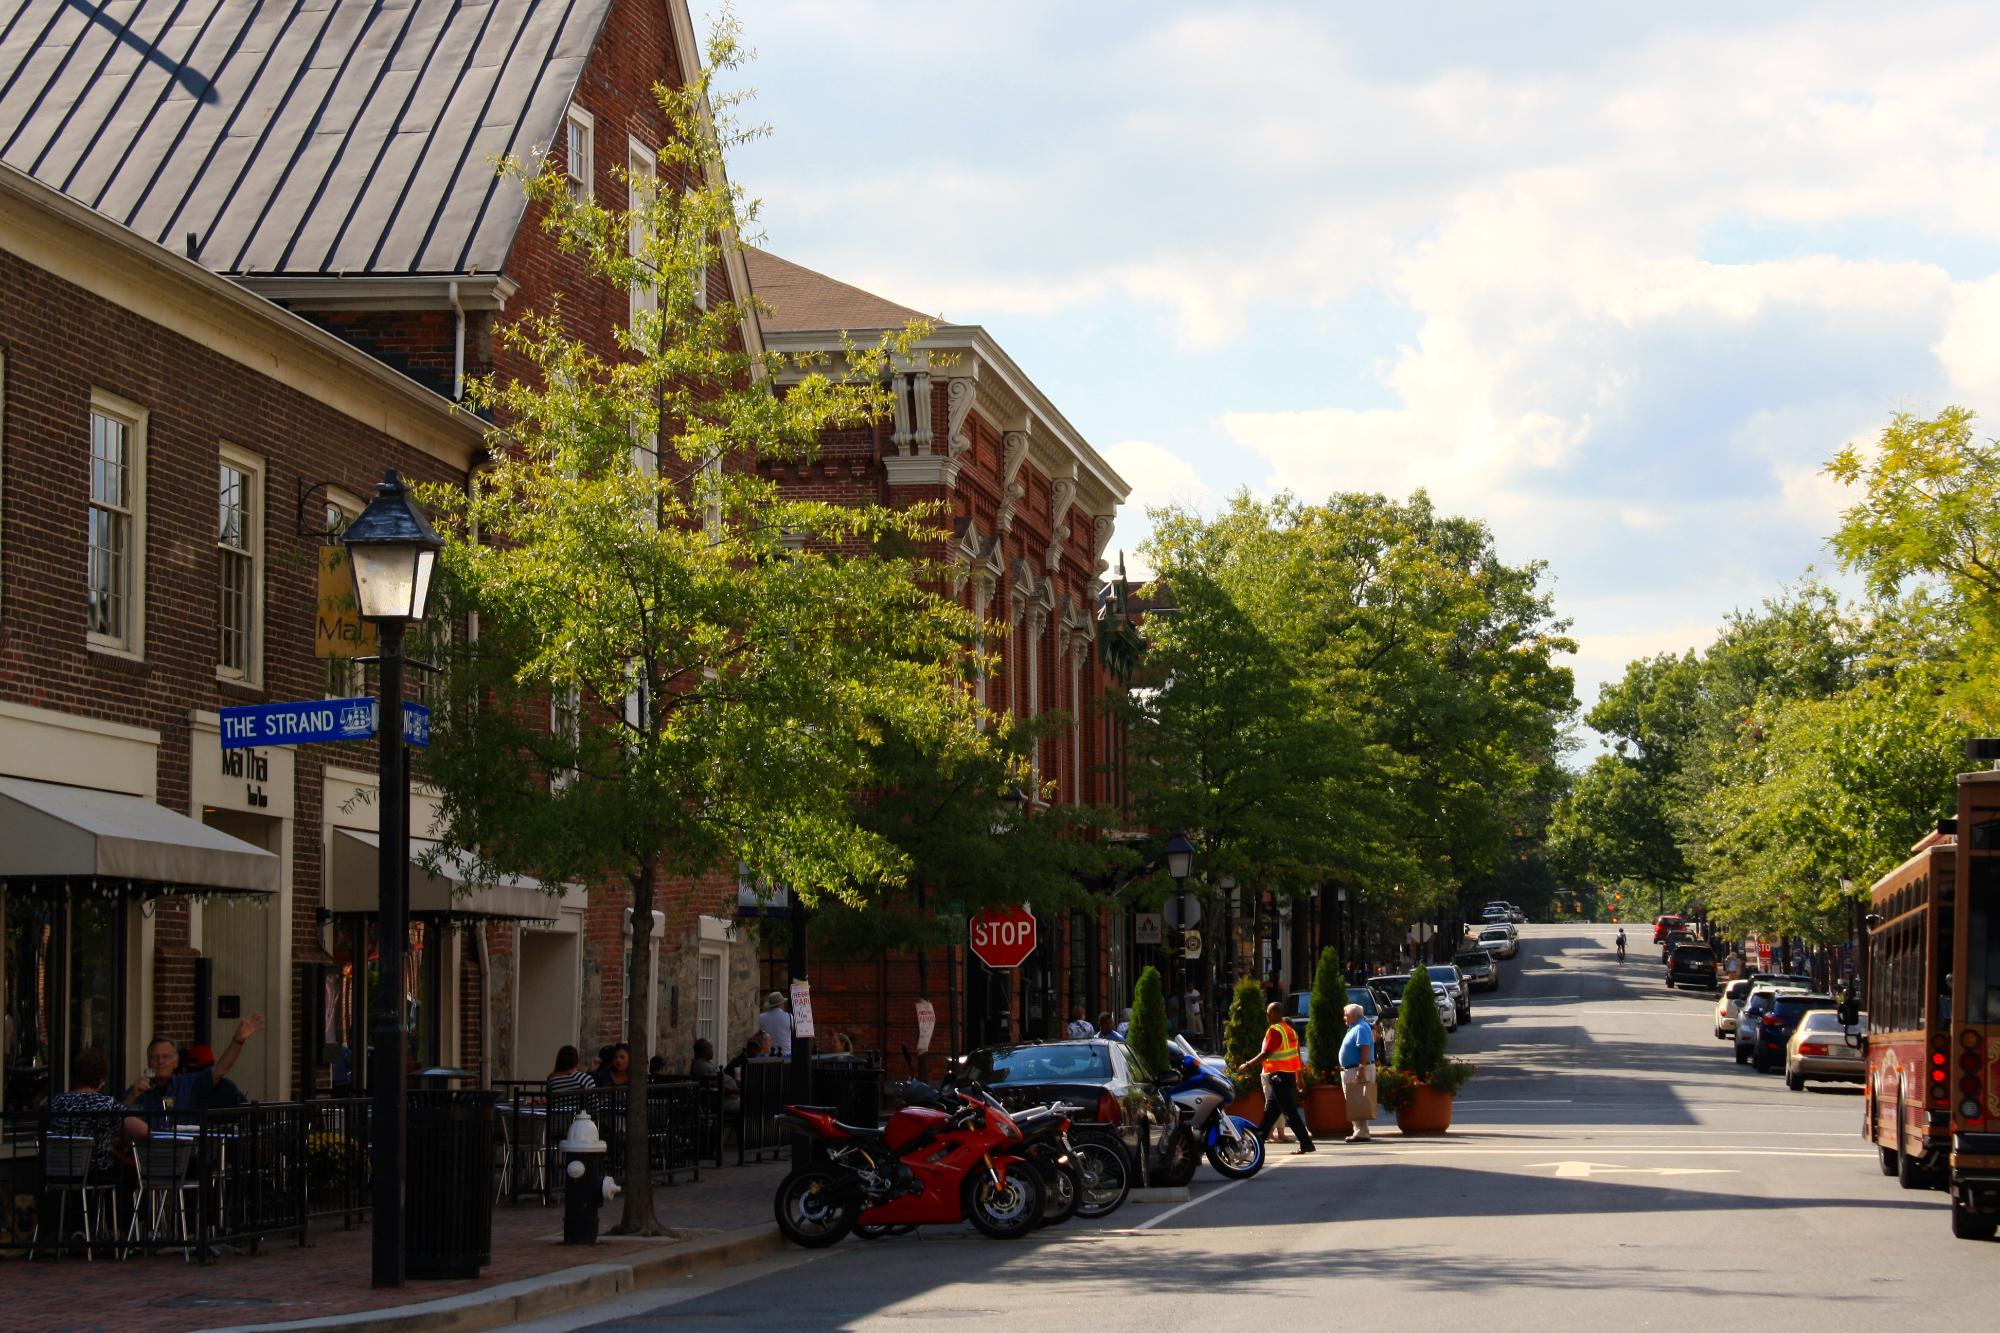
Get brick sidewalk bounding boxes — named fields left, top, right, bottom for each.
left=0, top=1159, right=790, bottom=1333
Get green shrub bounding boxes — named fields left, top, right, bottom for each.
left=1303, top=946, right=1344, bottom=1075
left=1129, top=965, right=1172, bottom=1075
left=1394, top=969, right=1448, bottom=1081
left=1223, top=976, right=1267, bottom=1070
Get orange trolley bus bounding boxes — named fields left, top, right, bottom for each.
left=1862, top=768, right=2000, bottom=1239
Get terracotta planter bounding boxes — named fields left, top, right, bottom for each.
left=1303, top=1083, right=1351, bottom=1138
left=1394, top=1084, right=1455, bottom=1135
left=1228, top=1090, right=1265, bottom=1127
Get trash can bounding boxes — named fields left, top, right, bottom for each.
left=406, top=1089, right=498, bottom=1279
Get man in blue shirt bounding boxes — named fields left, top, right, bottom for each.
left=123, top=1013, right=266, bottom=1127
left=1338, top=1003, right=1376, bottom=1143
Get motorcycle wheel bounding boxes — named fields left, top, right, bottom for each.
left=1157, top=1128, right=1200, bottom=1188
left=1068, top=1133, right=1132, bottom=1219
left=962, top=1161, right=1044, bottom=1239
left=1205, top=1117, right=1265, bottom=1179
left=774, top=1167, right=856, bottom=1249
left=1033, top=1158, right=1082, bottom=1228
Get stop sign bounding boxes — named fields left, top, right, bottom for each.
left=970, top=905, right=1037, bottom=968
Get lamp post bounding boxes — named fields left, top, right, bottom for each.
left=1164, top=832, right=1194, bottom=1029
left=344, top=470, right=441, bottom=1290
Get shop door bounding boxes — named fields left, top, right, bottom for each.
left=516, top=929, right=579, bottom=1079
left=201, top=811, right=279, bottom=1101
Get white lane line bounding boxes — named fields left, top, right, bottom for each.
left=1131, top=1174, right=1255, bottom=1231
left=1325, top=1146, right=1866, bottom=1157
left=1466, top=1098, right=1574, bottom=1104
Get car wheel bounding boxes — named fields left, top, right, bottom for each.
left=1785, top=1068, right=1804, bottom=1092
left=1734, top=1045, right=1749, bottom=1065
left=1665, top=979, right=1674, bottom=989
left=1879, top=1145, right=1899, bottom=1177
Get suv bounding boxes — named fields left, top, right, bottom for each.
left=1748, top=993, right=1837, bottom=1073
left=1665, top=942, right=1718, bottom=991
left=1653, top=913, right=1686, bottom=945
left=1455, top=949, right=1500, bottom=994
left=1426, top=963, right=1472, bottom=1026
left=1714, top=978, right=1752, bottom=1039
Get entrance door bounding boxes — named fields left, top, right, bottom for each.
left=201, top=811, right=280, bottom=1100
left=516, top=929, right=580, bottom=1078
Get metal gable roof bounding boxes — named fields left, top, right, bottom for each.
left=0, top=0, right=614, bottom=277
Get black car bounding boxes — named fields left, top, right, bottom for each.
left=1665, top=943, right=1718, bottom=991
left=1284, top=987, right=1390, bottom=1063
left=1748, top=993, right=1836, bottom=1073
left=1455, top=950, right=1500, bottom=994
left=956, top=1039, right=1174, bottom=1164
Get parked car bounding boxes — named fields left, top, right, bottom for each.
left=1475, top=923, right=1519, bottom=960
left=1653, top=913, right=1686, bottom=945
left=956, top=1038, right=1173, bottom=1167
left=1431, top=981, right=1459, bottom=1032
left=1665, top=942, right=1719, bottom=991
left=1283, top=988, right=1391, bottom=1063
left=1425, top=963, right=1472, bottom=1025
left=1661, top=929, right=1700, bottom=963
left=1368, top=975, right=1408, bottom=1022
left=1714, top=979, right=1752, bottom=1039
left=1747, top=993, right=1838, bottom=1073
left=1733, top=986, right=1782, bottom=1064
left=1506, top=905, right=1526, bottom=924
left=1455, top=949, right=1500, bottom=994
left=1785, top=1009, right=1866, bottom=1090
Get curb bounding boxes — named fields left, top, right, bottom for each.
left=209, top=1225, right=789, bottom=1333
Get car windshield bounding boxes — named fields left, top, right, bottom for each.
left=1377, top=975, right=1411, bottom=990
left=1345, top=988, right=1378, bottom=1015
left=1672, top=947, right=1715, bottom=962
left=1772, top=997, right=1835, bottom=1019
left=1797, top=1010, right=1860, bottom=1032
left=1725, top=980, right=1752, bottom=999
left=963, top=1043, right=1112, bottom=1085
left=1426, top=965, right=1459, bottom=982
left=1455, top=953, right=1488, bottom=968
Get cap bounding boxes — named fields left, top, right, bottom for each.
left=764, top=991, right=787, bottom=1008
left=186, top=1044, right=217, bottom=1069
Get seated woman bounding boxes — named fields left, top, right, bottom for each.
left=50, top=1047, right=149, bottom=1175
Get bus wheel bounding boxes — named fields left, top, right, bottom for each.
left=1878, top=1146, right=1898, bottom=1177
left=1951, top=1196, right=1998, bottom=1241
left=1898, top=1115, right=1930, bottom=1190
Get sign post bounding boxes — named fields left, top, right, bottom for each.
left=969, top=905, right=1037, bottom=969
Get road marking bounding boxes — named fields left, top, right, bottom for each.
left=1327, top=1146, right=1864, bottom=1157
left=1533, top=1159, right=1736, bottom=1178
left=1466, top=1098, right=1574, bottom=1104
left=1131, top=1174, right=1255, bottom=1231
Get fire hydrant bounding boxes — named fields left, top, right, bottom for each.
left=559, top=1111, right=621, bottom=1244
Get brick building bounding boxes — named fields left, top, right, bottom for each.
left=745, top=251, right=1136, bottom=1063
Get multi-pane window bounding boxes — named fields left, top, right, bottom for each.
left=565, top=108, right=594, bottom=202
left=551, top=685, right=581, bottom=789
left=628, top=140, right=658, bottom=332
left=87, top=405, right=139, bottom=648
left=217, top=453, right=260, bottom=679
left=696, top=952, right=721, bottom=1050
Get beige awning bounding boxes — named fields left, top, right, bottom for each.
left=0, top=775, right=278, bottom=894
left=328, top=829, right=561, bottom=921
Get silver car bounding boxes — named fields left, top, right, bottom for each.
left=1785, top=1009, right=1866, bottom=1090
left=1475, top=923, right=1519, bottom=960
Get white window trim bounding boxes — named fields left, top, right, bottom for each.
left=628, top=137, right=659, bottom=333
left=551, top=684, right=581, bottom=791
left=565, top=106, right=595, bottom=202
left=86, top=389, right=147, bottom=660
left=216, top=442, right=265, bottom=685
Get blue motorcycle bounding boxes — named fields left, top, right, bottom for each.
left=1159, top=1035, right=1264, bottom=1182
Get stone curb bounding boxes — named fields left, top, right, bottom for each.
left=206, top=1225, right=789, bottom=1333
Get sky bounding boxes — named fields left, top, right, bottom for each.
left=698, top=0, right=2000, bottom=738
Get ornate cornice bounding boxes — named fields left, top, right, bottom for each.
left=889, top=371, right=933, bottom=457
left=946, top=377, right=976, bottom=460
left=996, top=428, right=1031, bottom=534
left=1045, top=468, right=1077, bottom=576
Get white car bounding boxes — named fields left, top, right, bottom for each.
left=1714, top=978, right=1751, bottom=1039
left=1432, top=982, right=1458, bottom=1032
left=1476, top=924, right=1519, bottom=960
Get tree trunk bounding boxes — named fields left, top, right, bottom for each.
left=615, top=857, right=662, bottom=1235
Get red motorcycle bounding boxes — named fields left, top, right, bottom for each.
left=772, top=1083, right=1044, bottom=1247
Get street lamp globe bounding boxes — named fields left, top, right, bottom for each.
left=343, top=470, right=442, bottom=623
left=1164, top=831, right=1195, bottom=883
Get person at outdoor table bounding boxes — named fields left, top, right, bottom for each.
left=547, top=1045, right=592, bottom=1095
left=52, top=1047, right=149, bottom=1175
left=1066, top=1007, right=1096, bottom=1038
left=593, top=1043, right=632, bottom=1087
left=648, top=1054, right=668, bottom=1078
left=757, top=992, right=794, bottom=1058
left=126, top=1013, right=265, bottom=1126
left=181, top=1044, right=248, bottom=1109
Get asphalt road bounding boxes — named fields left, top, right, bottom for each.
left=519, top=925, right=1993, bottom=1330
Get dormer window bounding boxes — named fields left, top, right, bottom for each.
left=565, top=108, right=594, bottom=202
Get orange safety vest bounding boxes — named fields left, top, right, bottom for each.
left=1264, top=1021, right=1303, bottom=1074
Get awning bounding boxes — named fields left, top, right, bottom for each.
left=0, top=775, right=279, bottom=895
left=328, top=829, right=562, bottom=922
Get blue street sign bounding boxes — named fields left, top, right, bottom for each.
left=403, top=701, right=431, bottom=749
left=220, top=698, right=375, bottom=749
left=219, top=699, right=433, bottom=750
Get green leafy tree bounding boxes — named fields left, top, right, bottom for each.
left=1223, top=976, right=1268, bottom=1071
left=1303, top=946, right=1344, bottom=1075
left=1393, top=970, right=1448, bottom=1081
left=417, top=25, right=990, bottom=1233
left=1128, top=966, right=1172, bottom=1076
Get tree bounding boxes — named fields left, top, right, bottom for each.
left=417, top=25, right=991, bottom=1233
left=1128, top=967, right=1171, bottom=1075
left=1393, top=970, right=1448, bottom=1080
left=1303, top=946, right=1344, bottom=1076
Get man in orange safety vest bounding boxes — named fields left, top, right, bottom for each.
left=1233, top=1001, right=1315, bottom=1153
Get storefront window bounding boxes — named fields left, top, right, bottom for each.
left=327, top=916, right=442, bottom=1086
left=3, top=899, right=58, bottom=1110
left=1, top=893, right=126, bottom=1109
left=69, top=897, right=120, bottom=1066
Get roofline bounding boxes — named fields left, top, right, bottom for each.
left=760, top=322, right=1129, bottom=505
left=233, top=275, right=519, bottom=312
left=0, top=162, right=488, bottom=470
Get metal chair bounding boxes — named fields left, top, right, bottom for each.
left=32, top=1136, right=120, bottom=1260
left=130, top=1134, right=200, bottom=1260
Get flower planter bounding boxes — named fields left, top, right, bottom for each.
left=1227, top=1090, right=1265, bottom=1127
left=1303, top=1082, right=1350, bottom=1138
left=1394, top=1084, right=1454, bottom=1135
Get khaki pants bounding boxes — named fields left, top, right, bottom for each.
left=1341, top=1065, right=1378, bottom=1123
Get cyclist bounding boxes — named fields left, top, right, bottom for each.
left=1615, top=928, right=1627, bottom=963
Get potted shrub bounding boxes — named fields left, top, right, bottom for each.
left=1222, top=976, right=1268, bottom=1122
left=1129, top=965, right=1173, bottom=1077
left=1301, top=947, right=1349, bottom=1137
left=1386, top=969, right=1475, bottom=1134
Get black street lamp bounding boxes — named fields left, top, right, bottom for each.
left=344, top=469, right=441, bottom=1290
left=1163, top=832, right=1194, bottom=1030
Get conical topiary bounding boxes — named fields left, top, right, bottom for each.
left=1129, top=965, right=1172, bottom=1075
left=1224, top=976, right=1267, bottom=1070
left=1394, top=967, right=1448, bottom=1081
left=1303, top=946, right=1344, bottom=1076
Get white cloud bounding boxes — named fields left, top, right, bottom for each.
left=1935, top=274, right=2000, bottom=402
left=1101, top=438, right=1212, bottom=520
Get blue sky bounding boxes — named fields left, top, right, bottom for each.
left=699, top=1, right=2000, bottom=733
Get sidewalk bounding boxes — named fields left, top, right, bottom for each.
left=0, top=1159, right=791, bottom=1333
